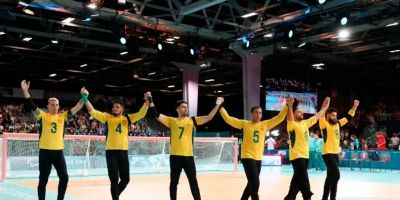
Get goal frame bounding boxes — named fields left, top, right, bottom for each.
left=1, top=132, right=238, bottom=181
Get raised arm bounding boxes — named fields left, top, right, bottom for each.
left=146, top=92, right=171, bottom=127
left=80, top=87, right=106, bottom=123
left=349, top=99, right=359, bottom=115
left=80, top=87, right=95, bottom=112
left=70, top=99, right=84, bottom=115
left=197, top=97, right=224, bottom=125
left=128, top=92, right=149, bottom=123
left=21, top=80, right=32, bottom=99
left=263, top=99, right=289, bottom=129
left=219, top=107, right=243, bottom=130
left=314, top=97, right=330, bottom=120
left=286, top=97, right=295, bottom=122
left=339, top=99, right=360, bottom=126
left=21, top=80, right=41, bottom=116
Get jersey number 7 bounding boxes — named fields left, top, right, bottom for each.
left=178, top=127, right=185, bottom=139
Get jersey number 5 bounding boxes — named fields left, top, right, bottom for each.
left=253, top=131, right=259, bottom=143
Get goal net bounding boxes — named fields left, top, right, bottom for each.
left=1, top=133, right=238, bottom=181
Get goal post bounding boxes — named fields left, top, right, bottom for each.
left=1, top=133, right=238, bottom=181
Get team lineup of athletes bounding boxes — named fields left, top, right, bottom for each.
left=20, top=79, right=359, bottom=200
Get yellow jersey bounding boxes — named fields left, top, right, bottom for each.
left=220, top=106, right=288, bottom=160
left=287, top=116, right=317, bottom=160
left=90, top=103, right=148, bottom=150
left=34, top=110, right=69, bottom=150
left=320, top=110, right=355, bottom=155
left=159, top=116, right=203, bottom=156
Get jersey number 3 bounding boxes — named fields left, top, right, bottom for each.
left=50, top=122, right=57, bottom=134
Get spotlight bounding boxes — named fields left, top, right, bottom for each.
left=385, top=22, right=398, bottom=27
left=264, top=33, right=273, bottom=38
left=87, top=3, right=97, bottom=10
left=245, top=40, right=250, bottom=48
left=242, top=36, right=250, bottom=48
left=22, top=37, right=32, bottom=42
left=157, top=43, right=163, bottom=51
left=288, top=30, right=294, bottom=38
left=62, top=17, right=75, bottom=24
left=22, top=8, right=34, bottom=15
left=318, top=0, right=326, bottom=4
left=120, top=37, right=126, bottom=44
left=190, top=48, right=195, bottom=56
left=298, top=42, right=306, bottom=48
left=305, top=8, right=311, bottom=15
left=82, top=17, right=91, bottom=22
left=241, top=12, right=257, bottom=18
left=338, top=29, right=350, bottom=39
left=340, top=17, right=348, bottom=26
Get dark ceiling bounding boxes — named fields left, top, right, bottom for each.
left=0, top=0, right=399, bottom=96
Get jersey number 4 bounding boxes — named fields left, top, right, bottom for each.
left=116, top=124, right=122, bottom=134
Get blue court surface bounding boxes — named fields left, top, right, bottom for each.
left=1, top=165, right=399, bottom=200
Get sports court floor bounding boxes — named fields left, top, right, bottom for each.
left=1, top=165, right=399, bottom=200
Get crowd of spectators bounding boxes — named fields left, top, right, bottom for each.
left=265, top=78, right=315, bottom=92
left=1, top=94, right=399, bottom=152
left=0, top=103, right=168, bottom=137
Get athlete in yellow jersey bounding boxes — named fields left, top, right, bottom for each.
left=80, top=88, right=150, bottom=200
left=21, top=80, right=84, bottom=200
left=320, top=100, right=359, bottom=200
left=147, top=94, right=224, bottom=200
left=220, top=98, right=291, bottom=200
left=284, top=97, right=330, bottom=200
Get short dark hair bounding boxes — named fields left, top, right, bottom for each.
left=251, top=106, right=262, bottom=113
left=175, top=100, right=188, bottom=109
left=326, top=107, right=337, bottom=115
left=292, top=98, right=299, bottom=111
left=112, top=100, right=124, bottom=107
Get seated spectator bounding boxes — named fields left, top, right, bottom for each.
left=390, top=133, right=399, bottom=150
left=342, top=139, right=350, bottom=150
left=350, top=135, right=360, bottom=150
left=376, top=132, right=387, bottom=150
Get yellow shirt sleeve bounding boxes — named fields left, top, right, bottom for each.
left=338, top=118, right=348, bottom=127
left=61, top=111, right=69, bottom=122
left=287, top=120, right=295, bottom=132
left=219, top=107, right=243, bottom=129
left=159, top=115, right=172, bottom=128
left=348, top=109, right=356, bottom=117
left=193, top=117, right=203, bottom=126
left=305, top=116, right=317, bottom=128
left=319, top=116, right=327, bottom=129
left=338, top=109, right=355, bottom=126
left=128, top=103, right=149, bottom=123
left=89, top=110, right=107, bottom=124
left=262, top=105, right=288, bottom=129
left=33, top=109, right=45, bottom=121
